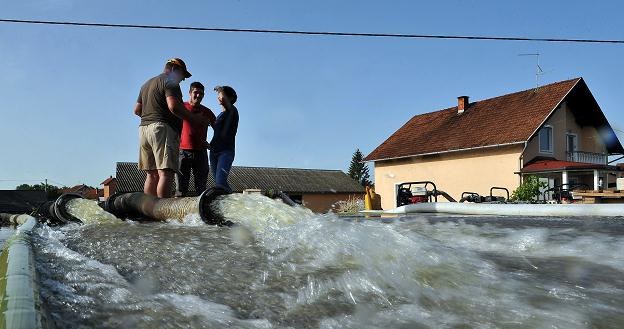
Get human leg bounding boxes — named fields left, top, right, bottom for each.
left=144, top=170, right=159, bottom=196
left=175, top=150, right=193, bottom=197
left=139, top=125, right=159, bottom=196
left=209, top=151, right=218, bottom=185
left=157, top=169, right=175, bottom=198
left=214, top=150, right=235, bottom=191
left=193, top=150, right=209, bottom=195
left=151, top=123, right=179, bottom=198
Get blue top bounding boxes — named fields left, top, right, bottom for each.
left=210, top=106, right=239, bottom=152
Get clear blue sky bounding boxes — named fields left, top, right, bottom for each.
left=1, top=0, right=623, bottom=189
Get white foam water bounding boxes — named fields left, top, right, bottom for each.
left=216, top=193, right=316, bottom=232
left=31, top=194, right=624, bottom=328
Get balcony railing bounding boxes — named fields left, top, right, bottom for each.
left=566, top=151, right=607, bottom=165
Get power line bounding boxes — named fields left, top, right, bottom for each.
left=1, top=18, right=624, bottom=44
left=0, top=179, right=44, bottom=182
left=0, top=179, right=67, bottom=185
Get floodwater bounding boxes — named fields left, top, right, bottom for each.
left=0, top=227, right=15, bottom=247
left=28, top=194, right=624, bottom=328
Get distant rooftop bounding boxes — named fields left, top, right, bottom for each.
left=58, top=184, right=102, bottom=200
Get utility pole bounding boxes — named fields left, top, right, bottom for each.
left=44, top=179, right=48, bottom=194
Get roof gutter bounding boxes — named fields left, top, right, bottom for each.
left=518, top=140, right=528, bottom=183
left=365, top=141, right=525, bottom=163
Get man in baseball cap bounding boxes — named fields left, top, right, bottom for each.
left=167, top=57, right=192, bottom=79
left=134, top=58, right=210, bottom=198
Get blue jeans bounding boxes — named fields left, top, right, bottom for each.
left=209, top=150, right=235, bottom=191
left=175, top=150, right=209, bottom=196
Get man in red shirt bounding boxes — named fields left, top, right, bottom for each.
left=175, top=82, right=216, bottom=196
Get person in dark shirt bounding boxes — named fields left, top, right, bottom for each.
left=175, top=82, right=216, bottom=197
left=134, top=58, right=210, bottom=198
left=210, top=86, right=239, bottom=191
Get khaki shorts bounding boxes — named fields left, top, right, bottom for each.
left=138, top=122, right=180, bottom=171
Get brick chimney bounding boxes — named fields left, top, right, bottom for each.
left=457, top=96, right=469, bottom=114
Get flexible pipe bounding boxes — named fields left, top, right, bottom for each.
left=0, top=215, right=49, bottom=329
left=32, top=193, right=85, bottom=225
left=385, top=202, right=624, bottom=217
left=103, top=187, right=232, bottom=225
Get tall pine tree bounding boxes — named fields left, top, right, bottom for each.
left=347, top=148, right=372, bottom=187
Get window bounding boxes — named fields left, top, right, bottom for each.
left=539, top=125, right=553, bottom=153
left=566, top=134, right=577, bottom=152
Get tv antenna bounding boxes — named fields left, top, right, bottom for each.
left=519, top=53, right=545, bottom=91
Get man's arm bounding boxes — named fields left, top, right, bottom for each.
left=135, top=87, right=143, bottom=117
left=134, top=103, right=142, bottom=117
left=166, top=96, right=211, bottom=126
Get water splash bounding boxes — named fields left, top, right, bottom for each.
left=166, top=213, right=205, bottom=226
left=216, top=193, right=315, bottom=232
left=65, top=198, right=122, bottom=224
left=30, top=195, right=624, bottom=328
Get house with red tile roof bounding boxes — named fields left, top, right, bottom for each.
left=58, top=184, right=103, bottom=200
left=364, top=78, right=624, bottom=209
left=100, top=176, right=117, bottom=200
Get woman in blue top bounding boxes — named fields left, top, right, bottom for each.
left=209, top=86, right=239, bottom=191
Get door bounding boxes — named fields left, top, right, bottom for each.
left=567, top=134, right=578, bottom=161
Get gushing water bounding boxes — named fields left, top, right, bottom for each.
left=65, top=198, right=121, bottom=224
left=216, top=193, right=315, bottom=231
left=31, top=194, right=624, bottom=328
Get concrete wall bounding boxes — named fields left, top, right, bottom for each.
left=302, top=193, right=363, bottom=213
left=580, top=126, right=606, bottom=154
left=373, top=145, right=523, bottom=209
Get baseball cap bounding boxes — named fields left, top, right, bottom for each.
left=167, top=58, right=192, bottom=78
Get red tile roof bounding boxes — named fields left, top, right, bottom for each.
left=58, top=184, right=89, bottom=194
left=83, top=188, right=104, bottom=200
left=365, top=78, right=581, bottom=161
left=58, top=184, right=102, bottom=200
left=101, top=176, right=116, bottom=185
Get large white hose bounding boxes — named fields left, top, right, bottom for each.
left=0, top=215, right=49, bottom=329
left=382, top=202, right=624, bottom=217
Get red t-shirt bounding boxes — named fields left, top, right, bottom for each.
left=179, top=102, right=217, bottom=150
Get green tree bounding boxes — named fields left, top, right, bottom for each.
left=510, top=176, right=547, bottom=201
left=347, top=149, right=372, bottom=187
left=15, top=183, right=63, bottom=200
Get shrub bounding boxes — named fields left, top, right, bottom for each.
left=510, top=176, right=547, bottom=201
left=333, top=196, right=364, bottom=213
